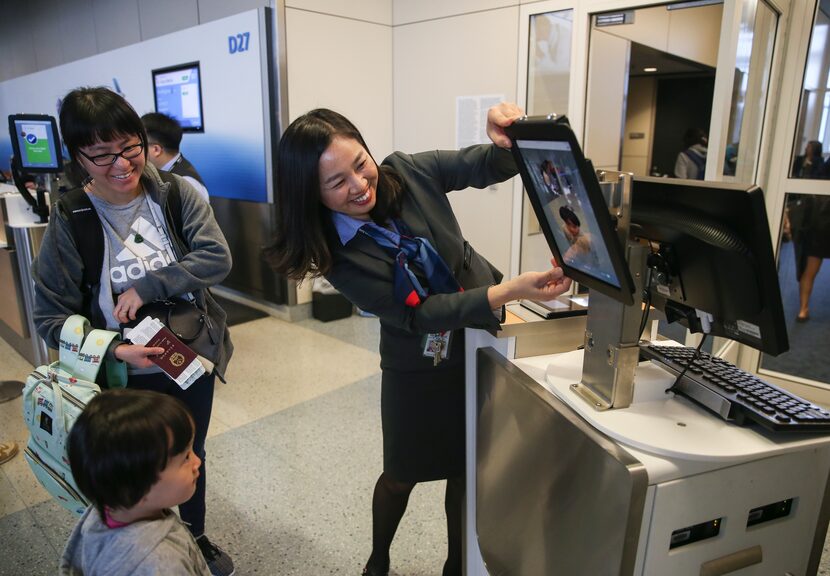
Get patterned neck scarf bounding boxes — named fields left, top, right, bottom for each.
left=360, top=219, right=462, bottom=307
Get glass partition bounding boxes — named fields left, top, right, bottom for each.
left=725, top=0, right=777, bottom=180
left=761, top=192, right=830, bottom=383
left=527, top=10, right=573, bottom=117
left=521, top=9, right=574, bottom=273
left=791, top=1, right=830, bottom=179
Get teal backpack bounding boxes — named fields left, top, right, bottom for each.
left=22, top=315, right=125, bottom=516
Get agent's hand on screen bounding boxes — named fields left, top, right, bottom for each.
left=487, top=259, right=572, bottom=309
left=114, top=343, right=166, bottom=369
left=486, top=102, right=525, bottom=149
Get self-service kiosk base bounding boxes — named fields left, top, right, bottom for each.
left=465, top=334, right=830, bottom=576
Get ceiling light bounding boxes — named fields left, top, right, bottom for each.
left=644, top=67, right=658, bottom=72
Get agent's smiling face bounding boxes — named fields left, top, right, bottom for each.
left=318, top=136, right=378, bottom=220
left=77, top=134, right=145, bottom=204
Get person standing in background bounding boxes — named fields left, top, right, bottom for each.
left=674, top=128, right=708, bottom=180
left=792, top=140, right=825, bottom=179
left=142, top=112, right=210, bottom=201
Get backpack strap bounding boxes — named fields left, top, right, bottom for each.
left=57, top=315, right=89, bottom=374
left=56, top=188, right=103, bottom=294
left=73, top=329, right=124, bottom=385
left=683, top=149, right=707, bottom=178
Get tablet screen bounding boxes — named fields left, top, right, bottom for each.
left=515, top=138, right=621, bottom=288
left=9, top=115, right=62, bottom=172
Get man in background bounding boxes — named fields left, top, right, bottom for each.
left=141, top=112, right=209, bottom=201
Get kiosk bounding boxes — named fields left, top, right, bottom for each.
left=464, top=118, right=830, bottom=575
left=2, top=113, right=63, bottom=366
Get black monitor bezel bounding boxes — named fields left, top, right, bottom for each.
left=630, top=176, right=789, bottom=356
left=8, top=113, right=63, bottom=173
left=151, top=61, right=205, bottom=133
left=505, top=118, right=635, bottom=305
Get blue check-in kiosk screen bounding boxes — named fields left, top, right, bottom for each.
left=10, top=116, right=62, bottom=172
left=152, top=62, right=204, bottom=132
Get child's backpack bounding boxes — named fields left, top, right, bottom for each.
left=21, top=315, right=124, bottom=516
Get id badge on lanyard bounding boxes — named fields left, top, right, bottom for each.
left=422, top=331, right=452, bottom=366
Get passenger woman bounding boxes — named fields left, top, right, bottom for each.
left=32, top=86, right=234, bottom=576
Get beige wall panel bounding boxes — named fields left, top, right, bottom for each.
left=393, top=7, right=519, bottom=274
left=584, top=30, right=628, bottom=170
left=288, top=0, right=392, bottom=25
left=667, top=4, right=722, bottom=68
left=393, top=0, right=512, bottom=25
left=285, top=8, right=393, bottom=161
left=621, top=155, right=648, bottom=176
left=622, top=75, right=654, bottom=165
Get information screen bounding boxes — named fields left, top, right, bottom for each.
left=152, top=62, right=204, bottom=132
left=9, top=114, right=62, bottom=172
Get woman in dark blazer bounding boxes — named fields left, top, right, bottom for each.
left=266, top=103, right=571, bottom=576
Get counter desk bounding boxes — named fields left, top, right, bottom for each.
left=463, top=307, right=830, bottom=576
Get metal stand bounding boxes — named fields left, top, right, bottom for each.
left=570, top=170, right=647, bottom=410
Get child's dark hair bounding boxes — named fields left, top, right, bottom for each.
left=68, top=389, right=194, bottom=518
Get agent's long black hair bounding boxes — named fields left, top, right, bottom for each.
left=265, top=109, right=403, bottom=279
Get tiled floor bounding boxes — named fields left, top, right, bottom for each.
left=0, top=314, right=448, bottom=576
left=2, top=313, right=830, bottom=575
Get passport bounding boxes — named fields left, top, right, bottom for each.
left=146, top=326, right=199, bottom=380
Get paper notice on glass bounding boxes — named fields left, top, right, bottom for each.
left=456, top=94, right=505, bottom=149
left=126, top=316, right=205, bottom=389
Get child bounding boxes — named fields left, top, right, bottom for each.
left=59, top=389, right=212, bottom=576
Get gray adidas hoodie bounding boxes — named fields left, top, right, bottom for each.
left=59, top=507, right=210, bottom=576
left=32, top=163, right=234, bottom=379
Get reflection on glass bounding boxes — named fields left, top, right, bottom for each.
left=791, top=2, right=830, bottom=180
left=522, top=9, right=574, bottom=274
left=527, top=10, right=572, bottom=116
left=724, top=0, right=776, bottom=180
left=761, top=192, right=830, bottom=383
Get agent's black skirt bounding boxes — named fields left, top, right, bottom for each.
left=381, top=366, right=465, bottom=483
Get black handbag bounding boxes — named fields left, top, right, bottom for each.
left=123, top=298, right=219, bottom=362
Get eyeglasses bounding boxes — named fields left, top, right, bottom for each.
left=78, top=142, right=144, bottom=166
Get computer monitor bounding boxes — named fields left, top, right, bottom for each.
left=152, top=62, right=204, bottom=132
left=506, top=118, right=787, bottom=358
left=630, top=177, right=788, bottom=356
left=8, top=114, right=63, bottom=173
left=506, top=118, right=636, bottom=305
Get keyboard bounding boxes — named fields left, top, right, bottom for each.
left=639, top=343, right=830, bottom=432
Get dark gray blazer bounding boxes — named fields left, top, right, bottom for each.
left=325, top=144, right=518, bottom=373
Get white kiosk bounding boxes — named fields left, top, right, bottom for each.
left=463, top=118, right=830, bottom=575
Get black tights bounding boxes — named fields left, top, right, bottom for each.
left=366, top=473, right=464, bottom=576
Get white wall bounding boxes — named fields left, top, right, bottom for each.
left=393, top=3, right=520, bottom=275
